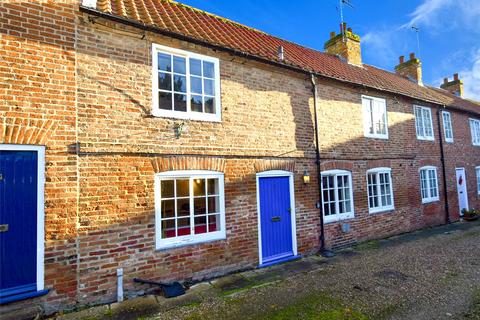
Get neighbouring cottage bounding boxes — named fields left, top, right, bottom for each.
left=1, top=0, right=480, bottom=315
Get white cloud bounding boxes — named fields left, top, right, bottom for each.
left=401, top=0, right=480, bottom=31
left=361, top=30, right=399, bottom=66
left=459, top=49, right=480, bottom=101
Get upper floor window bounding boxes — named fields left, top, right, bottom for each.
left=441, top=111, right=453, bottom=143
left=362, top=96, right=388, bottom=139
left=321, top=170, right=354, bottom=223
left=470, top=118, right=480, bottom=146
left=414, top=105, right=434, bottom=141
left=476, top=166, right=480, bottom=195
left=152, top=44, right=221, bottom=122
left=367, top=168, right=394, bottom=213
left=154, top=170, right=226, bottom=250
left=419, top=166, right=439, bottom=203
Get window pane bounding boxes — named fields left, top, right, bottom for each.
left=190, top=58, right=202, bottom=76
left=208, top=214, right=220, bottom=232
left=174, top=94, right=187, bottom=112
left=194, top=216, right=207, bottom=234
left=158, top=72, right=172, bottom=91
left=190, top=76, right=202, bottom=94
left=191, top=95, right=203, bottom=112
left=204, top=79, right=214, bottom=96
left=161, top=199, right=175, bottom=219
left=208, top=196, right=219, bottom=213
left=161, top=219, right=175, bottom=238
left=158, top=53, right=171, bottom=71
left=203, top=61, right=214, bottom=78
left=177, top=198, right=190, bottom=216
left=194, top=197, right=206, bottom=215
left=176, top=179, right=189, bottom=197
left=205, top=97, right=215, bottom=114
left=158, top=92, right=172, bottom=110
left=207, top=179, right=219, bottom=195
left=193, top=178, right=206, bottom=196
left=173, top=56, right=186, bottom=74
left=173, top=75, right=187, bottom=93
left=161, top=180, right=174, bottom=198
left=177, top=218, right=190, bottom=236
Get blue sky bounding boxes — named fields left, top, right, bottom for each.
left=179, top=0, right=480, bottom=100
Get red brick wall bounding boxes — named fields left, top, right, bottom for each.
left=1, top=1, right=479, bottom=314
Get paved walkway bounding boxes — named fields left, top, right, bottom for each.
left=55, top=220, right=480, bottom=320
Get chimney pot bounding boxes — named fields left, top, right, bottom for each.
left=395, top=53, right=422, bottom=85
left=409, top=52, right=415, bottom=60
left=443, top=78, right=448, bottom=84
left=347, top=27, right=352, bottom=32
left=399, top=55, right=405, bottom=64
left=453, top=73, right=459, bottom=81
left=325, top=21, right=362, bottom=66
left=330, top=31, right=336, bottom=39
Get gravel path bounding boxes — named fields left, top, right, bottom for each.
left=153, top=221, right=480, bottom=320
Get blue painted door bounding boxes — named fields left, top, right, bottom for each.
left=0, top=151, right=38, bottom=297
left=259, top=176, right=293, bottom=264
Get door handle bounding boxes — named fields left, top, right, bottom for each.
left=271, top=216, right=281, bottom=222
left=0, top=224, right=8, bottom=232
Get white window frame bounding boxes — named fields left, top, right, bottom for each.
left=362, top=95, right=389, bottom=139
left=419, top=166, right=439, bottom=204
left=151, top=44, right=222, bottom=122
left=470, top=118, right=480, bottom=146
left=321, top=169, right=355, bottom=223
left=476, top=166, right=480, bottom=195
left=366, top=167, right=395, bottom=214
left=441, top=111, right=454, bottom=143
left=414, top=105, right=435, bottom=141
left=154, top=170, right=226, bottom=250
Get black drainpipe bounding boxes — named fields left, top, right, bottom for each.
left=310, top=74, right=334, bottom=257
left=436, top=107, right=451, bottom=224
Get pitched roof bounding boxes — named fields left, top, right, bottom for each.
left=87, top=0, right=480, bottom=114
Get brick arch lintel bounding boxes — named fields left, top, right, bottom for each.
left=320, top=160, right=354, bottom=172
left=253, top=159, right=296, bottom=173
left=0, top=118, right=57, bottom=145
left=151, top=156, right=226, bottom=173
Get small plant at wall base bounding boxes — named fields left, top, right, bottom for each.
left=462, top=209, right=480, bottom=221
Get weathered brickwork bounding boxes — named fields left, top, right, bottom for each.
left=0, top=1, right=479, bottom=315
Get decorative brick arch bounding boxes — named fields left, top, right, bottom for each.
left=320, top=160, right=354, bottom=172
left=366, top=159, right=392, bottom=170
left=0, top=118, right=56, bottom=145
left=254, top=159, right=296, bottom=173
left=150, top=156, right=226, bottom=173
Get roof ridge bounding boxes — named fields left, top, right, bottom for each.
left=164, top=0, right=268, bottom=34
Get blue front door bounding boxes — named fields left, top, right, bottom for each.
left=0, top=151, right=38, bottom=298
left=258, top=176, right=294, bottom=265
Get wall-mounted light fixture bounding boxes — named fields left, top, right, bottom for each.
left=303, top=170, right=310, bottom=184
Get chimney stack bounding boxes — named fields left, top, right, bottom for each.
left=324, top=22, right=362, bottom=66
left=395, top=52, right=423, bottom=86
left=440, top=73, right=464, bottom=97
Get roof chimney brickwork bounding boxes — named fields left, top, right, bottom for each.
left=324, top=23, right=362, bottom=66
left=395, top=53, right=423, bottom=86
left=440, top=73, right=464, bottom=97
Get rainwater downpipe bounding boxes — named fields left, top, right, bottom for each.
left=436, top=107, right=451, bottom=224
left=310, top=74, right=332, bottom=256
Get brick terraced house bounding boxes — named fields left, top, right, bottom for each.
left=1, top=0, right=480, bottom=315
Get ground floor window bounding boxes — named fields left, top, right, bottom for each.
left=419, top=166, right=439, bottom=203
left=367, top=168, right=394, bottom=213
left=154, top=170, right=226, bottom=249
left=321, top=170, right=354, bottom=223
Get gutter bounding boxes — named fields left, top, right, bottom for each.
left=310, top=74, right=334, bottom=257
left=436, top=108, right=451, bottom=224
left=79, top=6, right=480, bottom=118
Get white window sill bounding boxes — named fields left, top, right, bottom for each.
left=151, top=109, right=221, bottom=122
left=473, top=143, right=480, bottom=147
left=155, top=231, right=226, bottom=251
left=324, top=213, right=354, bottom=224
left=364, top=134, right=389, bottom=140
left=369, top=206, right=395, bottom=214
left=445, top=139, right=454, bottom=143
left=417, top=136, right=435, bottom=141
left=421, top=197, right=439, bottom=204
